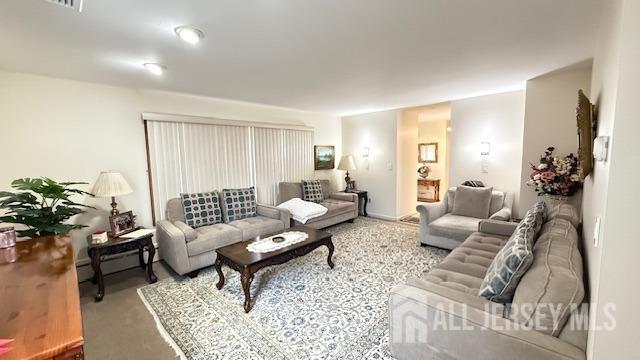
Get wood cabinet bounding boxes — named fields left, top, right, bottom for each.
left=417, top=178, right=440, bottom=202
left=0, top=236, right=84, bottom=359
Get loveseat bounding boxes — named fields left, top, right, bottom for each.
left=389, top=203, right=586, bottom=360
left=417, top=186, right=514, bottom=250
left=156, top=195, right=290, bottom=277
left=278, top=180, right=358, bottom=229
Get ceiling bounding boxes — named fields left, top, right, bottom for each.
left=0, top=0, right=604, bottom=115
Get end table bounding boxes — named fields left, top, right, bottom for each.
left=86, top=228, right=157, bottom=302
left=346, top=190, right=368, bottom=217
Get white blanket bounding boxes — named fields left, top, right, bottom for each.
left=277, top=198, right=328, bottom=224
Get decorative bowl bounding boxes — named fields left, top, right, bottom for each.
left=272, top=236, right=285, bottom=243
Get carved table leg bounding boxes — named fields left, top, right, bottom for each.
left=326, top=239, right=335, bottom=269
left=363, top=193, right=368, bottom=217
left=145, top=240, right=158, bottom=283
left=138, top=246, right=146, bottom=269
left=90, top=249, right=104, bottom=302
left=214, top=256, right=225, bottom=289
left=241, top=267, right=255, bottom=313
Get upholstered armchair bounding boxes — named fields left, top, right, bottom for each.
left=417, top=186, right=514, bottom=250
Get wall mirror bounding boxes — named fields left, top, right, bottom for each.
left=418, top=142, right=438, bottom=163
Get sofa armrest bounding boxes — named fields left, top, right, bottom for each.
left=174, top=221, right=198, bottom=242
left=389, top=284, right=586, bottom=360
left=258, top=204, right=291, bottom=229
left=156, top=220, right=190, bottom=276
left=329, top=192, right=358, bottom=202
left=416, top=201, right=446, bottom=225
left=478, top=219, right=518, bottom=237
left=490, top=206, right=512, bottom=221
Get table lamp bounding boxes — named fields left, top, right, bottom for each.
left=92, top=171, right=133, bottom=215
left=337, top=155, right=357, bottom=190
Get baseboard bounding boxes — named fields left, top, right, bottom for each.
left=76, top=246, right=161, bottom=283
left=366, top=213, right=398, bottom=221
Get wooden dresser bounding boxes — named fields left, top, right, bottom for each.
left=417, top=178, right=440, bottom=202
left=0, top=236, right=84, bottom=359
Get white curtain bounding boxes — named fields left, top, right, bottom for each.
left=147, top=120, right=313, bottom=221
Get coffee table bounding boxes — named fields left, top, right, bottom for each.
left=214, top=225, right=334, bottom=313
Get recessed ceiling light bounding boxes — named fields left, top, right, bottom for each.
left=143, top=63, right=166, bottom=76
left=175, top=26, right=205, bottom=45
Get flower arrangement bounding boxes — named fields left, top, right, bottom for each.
left=417, top=164, right=431, bottom=178
left=527, top=147, right=582, bottom=197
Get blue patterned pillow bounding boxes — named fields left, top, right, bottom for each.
left=479, top=201, right=546, bottom=303
left=220, top=187, right=257, bottom=222
left=302, top=180, right=324, bottom=203
left=180, top=191, right=222, bottom=228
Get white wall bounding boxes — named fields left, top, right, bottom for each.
left=396, top=110, right=418, bottom=218
left=586, top=0, right=640, bottom=358
left=449, top=90, right=526, bottom=212
left=341, top=110, right=399, bottom=219
left=518, top=62, right=592, bottom=217
left=0, top=70, right=341, bottom=276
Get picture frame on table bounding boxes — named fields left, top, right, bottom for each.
left=346, top=180, right=357, bottom=191
left=109, top=210, right=136, bottom=237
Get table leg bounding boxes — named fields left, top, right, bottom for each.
left=326, top=239, right=335, bottom=269
left=241, top=267, right=254, bottom=313
left=90, top=249, right=104, bottom=302
left=214, top=256, right=225, bottom=289
left=363, top=193, right=368, bottom=217
left=138, top=246, right=146, bottom=269
left=145, top=240, right=158, bottom=283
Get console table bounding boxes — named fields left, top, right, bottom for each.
left=417, top=178, right=440, bottom=202
left=0, top=236, right=84, bottom=359
left=346, top=190, right=368, bottom=216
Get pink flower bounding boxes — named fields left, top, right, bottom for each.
left=540, top=171, right=555, bottom=181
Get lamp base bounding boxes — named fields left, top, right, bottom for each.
left=110, top=196, right=119, bottom=216
left=344, top=171, right=351, bottom=191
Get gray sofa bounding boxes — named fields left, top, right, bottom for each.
left=156, top=197, right=290, bottom=277
left=389, top=203, right=586, bottom=360
left=417, top=186, right=514, bottom=250
left=278, top=180, right=358, bottom=229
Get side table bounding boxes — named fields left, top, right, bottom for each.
left=346, top=190, right=368, bottom=217
left=86, top=229, right=157, bottom=302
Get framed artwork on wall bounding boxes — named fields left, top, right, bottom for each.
left=314, top=145, right=335, bottom=170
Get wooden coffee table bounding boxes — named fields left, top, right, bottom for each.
left=214, top=225, right=334, bottom=313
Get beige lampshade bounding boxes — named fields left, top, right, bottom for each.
left=91, top=171, right=133, bottom=197
left=337, top=155, right=357, bottom=171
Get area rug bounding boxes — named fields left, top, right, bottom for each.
left=138, top=217, right=448, bottom=359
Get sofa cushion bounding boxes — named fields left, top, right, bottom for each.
left=220, top=187, right=257, bottom=222
left=510, top=217, right=584, bottom=336
left=227, top=215, right=285, bottom=241
left=452, top=186, right=493, bottom=219
left=478, top=204, right=545, bottom=303
left=305, top=199, right=354, bottom=224
left=187, top=223, right=242, bottom=256
left=428, top=214, right=482, bottom=242
left=180, top=191, right=222, bottom=228
left=547, top=203, right=580, bottom=228
left=302, top=180, right=325, bottom=203
left=488, top=191, right=506, bottom=217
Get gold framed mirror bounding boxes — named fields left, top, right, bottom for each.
left=418, top=142, right=438, bottom=163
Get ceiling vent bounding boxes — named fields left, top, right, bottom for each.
left=44, top=0, right=84, bottom=12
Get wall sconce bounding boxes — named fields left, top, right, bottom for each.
left=361, top=147, right=369, bottom=158
left=480, top=142, right=490, bottom=156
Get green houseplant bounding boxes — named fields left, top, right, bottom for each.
left=0, top=177, right=94, bottom=238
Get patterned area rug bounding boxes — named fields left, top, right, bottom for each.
left=138, top=218, right=448, bottom=359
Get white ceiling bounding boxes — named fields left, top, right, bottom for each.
left=0, top=0, right=604, bottom=115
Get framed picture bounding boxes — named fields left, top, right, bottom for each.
left=576, top=89, right=596, bottom=179
left=314, top=145, right=335, bottom=170
left=346, top=180, right=357, bottom=191
left=418, top=143, right=438, bottom=163
left=109, top=211, right=136, bottom=237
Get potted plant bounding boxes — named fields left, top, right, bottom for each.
left=526, top=147, right=582, bottom=203
left=417, top=164, right=431, bottom=178
left=0, top=177, right=94, bottom=238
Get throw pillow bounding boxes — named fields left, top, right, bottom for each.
left=180, top=191, right=222, bottom=228
left=478, top=207, right=541, bottom=303
left=462, top=180, right=485, bottom=187
left=301, top=180, right=325, bottom=203
left=451, top=185, right=493, bottom=219
left=220, top=187, right=257, bottom=222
